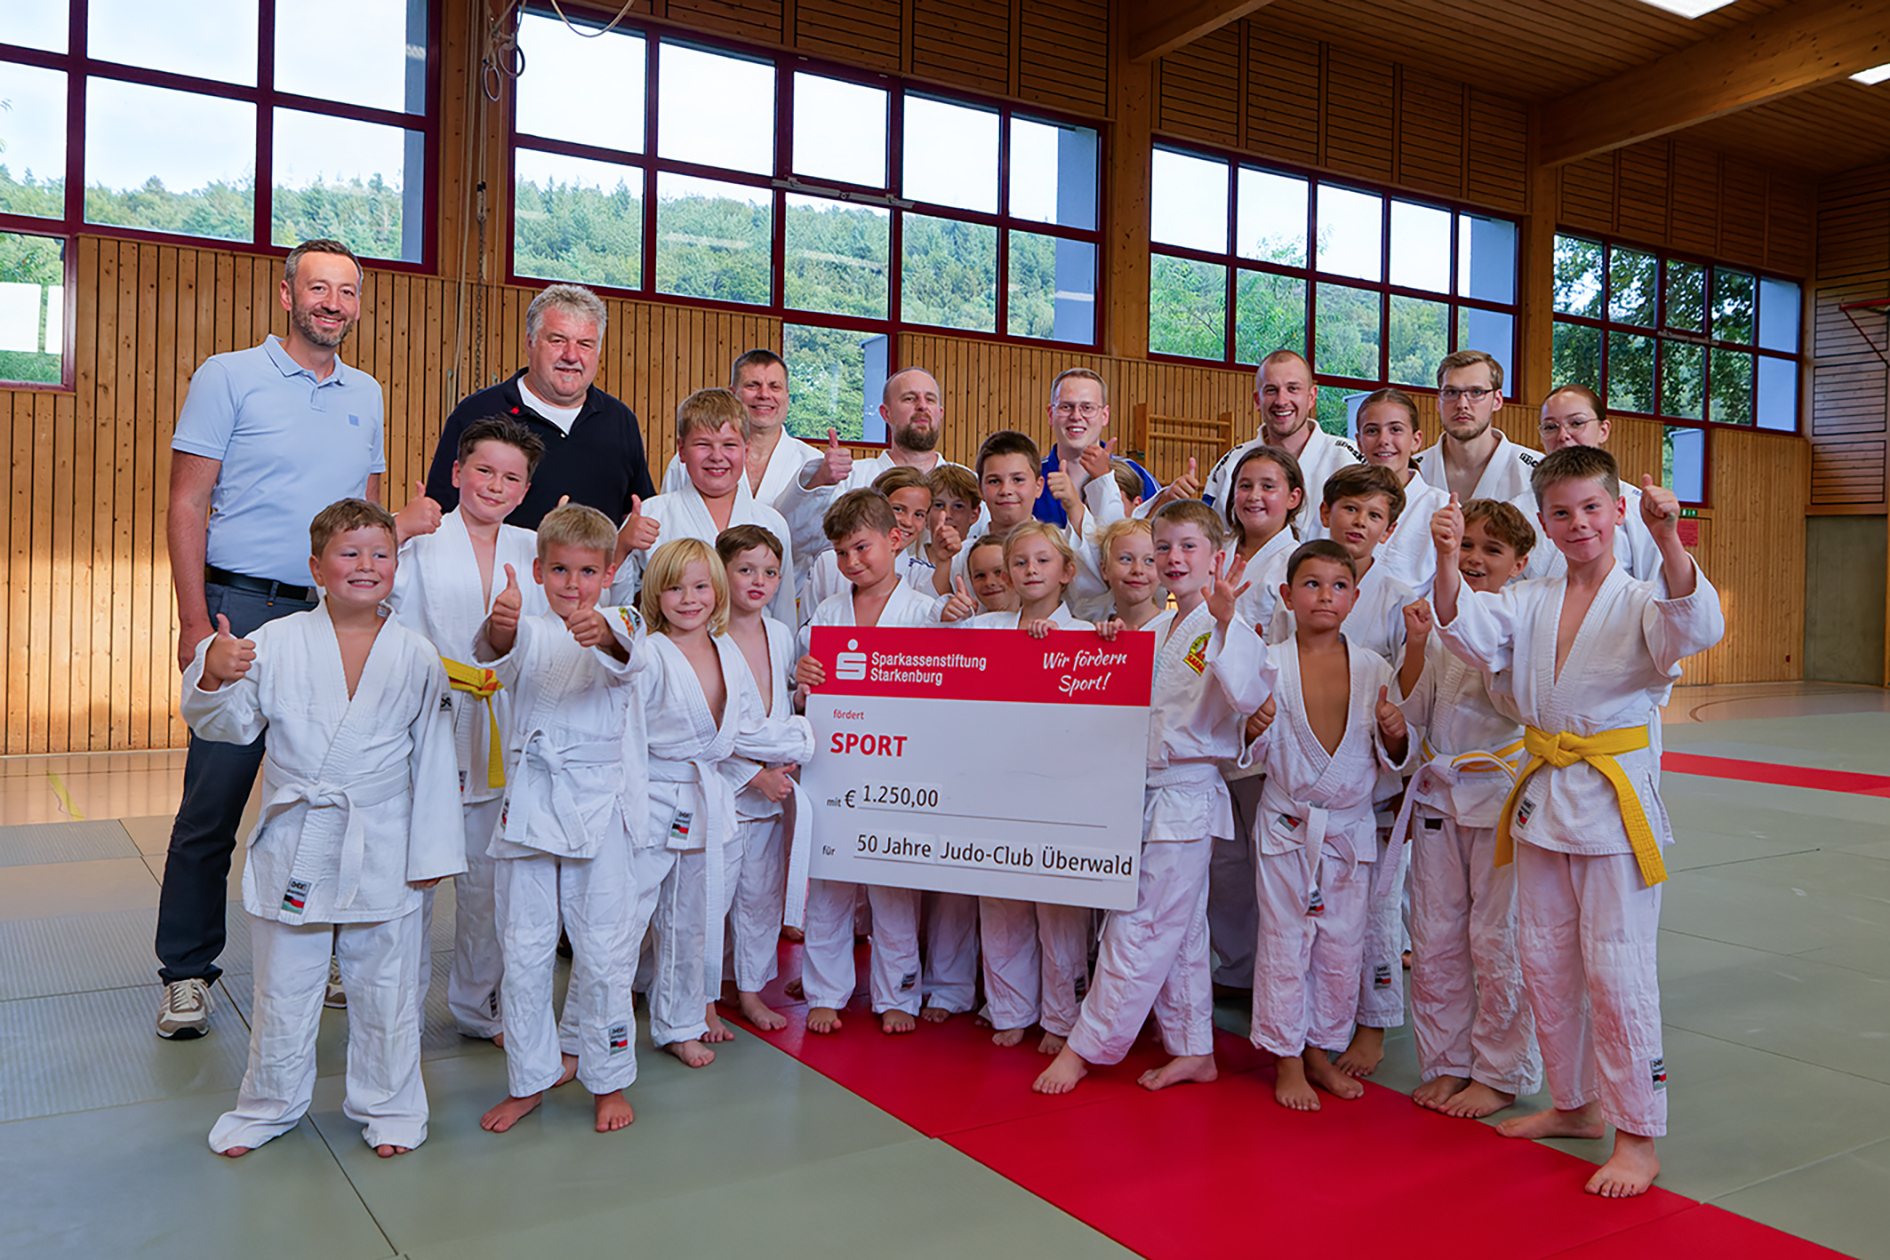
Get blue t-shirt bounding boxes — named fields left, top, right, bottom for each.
left=1033, top=446, right=1159, bottom=527
left=172, top=337, right=386, bottom=584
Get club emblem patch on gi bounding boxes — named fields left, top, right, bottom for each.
left=1373, top=963, right=1394, bottom=989
left=608, top=1022, right=630, bottom=1054
left=1650, top=1056, right=1667, bottom=1090
left=1182, top=633, right=1211, bottom=675
left=617, top=606, right=643, bottom=636
left=1307, top=887, right=1325, bottom=917
left=439, top=693, right=454, bottom=712
left=1423, top=817, right=1443, bottom=831
left=901, top=971, right=919, bottom=991
left=1277, top=813, right=1302, bottom=831
left=281, top=878, right=312, bottom=916
left=1516, top=796, right=1536, bottom=827
left=669, top=810, right=693, bottom=843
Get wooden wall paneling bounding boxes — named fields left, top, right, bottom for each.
left=0, top=393, right=12, bottom=753
left=422, top=277, right=446, bottom=498
left=1668, top=143, right=1720, bottom=257
left=1814, top=166, right=1890, bottom=279
left=1466, top=92, right=1529, bottom=214
left=1558, top=153, right=1617, bottom=234
left=158, top=247, right=197, bottom=747
left=1718, top=158, right=1768, bottom=267
left=794, top=0, right=903, bottom=71
left=132, top=243, right=163, bottom=749
left=107, top=244, right=137, bottom=749
left=1395, top=71, right=1464, bottom=199
left=72, top=240, right=100, bottom=751
left=1766, top=180, right=1816, bottom=278
left=6, top=386, right=29, bottom=752
left=1017, top=0, right=1107, bottom=117
left=1694, top=429, right=1809, bottom=683
left=1809, top=278, right=1888, bottom=511
left=86, top=239, right=116, bottom=751
left=28, top=390, right=55, bottom=752
left=666, top=0, right=787, bottom=44
left=1320, top=45, right=1395, bottom=182
left=912, top=0, right=1011, bottom=95
left=1615, top=141, right=1671, bottom=245
left=1244, top=25, right=1320, bottom=167
left=1156, top=23, right=1240, bottom=147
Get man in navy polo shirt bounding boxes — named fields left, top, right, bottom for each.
left=1033, top=368, right=1157, bottom=527
left=422, top=283, right=656, bottom=532
left=158, top=239, right=437, bottom=1039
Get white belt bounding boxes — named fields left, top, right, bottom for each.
left=1387, top=738, right=1525, bottom=853
left=261, top=759, right=409, bottom=911
left=1257, top=780, right=1390, bottom=898
left=1146, top=760, right=1222, bottom=791
left=503, top=730, right=621, bottom=856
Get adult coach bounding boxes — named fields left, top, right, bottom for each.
left=1410, top=349, right=1547, bottom=576
left=159, top=239, right=436, bottom=1038
left=1033, top=368, right=1157, bottom=527
left=423, top=283, right=656, bottom=530
left=661, top=348, right=818, bottom=507
left=1200, top=349, right=1363, bottom=540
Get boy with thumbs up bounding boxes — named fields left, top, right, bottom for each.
left=387, top=416, right=548, bottom=1043
left=1430, top=448, right=1724, bottom=1197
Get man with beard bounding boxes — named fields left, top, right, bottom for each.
left=775, top=367, right=970, bottom=583
left=1201, top=350, right=1362, bottom=542
left=1410, top=349, right=1548, bottom=576
left=157, top=239, right=437, bottom=1039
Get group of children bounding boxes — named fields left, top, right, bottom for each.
left=183, top=363, right=1721, bottom=1201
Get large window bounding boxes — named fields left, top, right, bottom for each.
left=1551, top=233, right=1802, bottom=503
left=1146, top=143, right=1520, bottom=431
left=507, top=9, right=1102, bottom=442
left=0, top=0, right=432, bottom=261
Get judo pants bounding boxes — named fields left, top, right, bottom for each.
left=1408, top=814, right=1540, bottom=1094
left=1207, top=774, right=1265, bottom=988
left=209, top=908, right=426, bottom=1154
left=416, top=796, right=506, bottom=1040
left=1355, top=825, right=1408, bottom=1029
left=922, top=892, right=979, bottom=1014
left=801, top=879, right=921, bottom=1016
left=730, top=816, right=786, bottom=993
left=1516, top=842, right=1666, bottom=1137
left=650, top=838, right=744, bottom=1046
left=494, top=845, right=643, bottom=1098
left=977, top=897, right=1040, bottom=1030
left=1251, top=843, right=1369, bottom=1058
left=1066, top=837, right=1214, bottom=1065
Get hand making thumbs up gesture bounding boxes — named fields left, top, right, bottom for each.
left=394, top=479, right=443, bottom=543
left=485, top=563, right=524, bottom=655
left=1431, top=491, right=1464, bottom=557
left=614, top=494, right=660, bottom=566
left=1375, top=684, right=1408, bottom=748
left=941, top=575, right=979, bottom=622
left=807, top=428, right=855, bottom=489
left=201, top=614, right=257, bottom=691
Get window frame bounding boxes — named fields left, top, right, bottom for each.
left=0, top=0, right=441, bottom=269
left=1549, top=228, right=1807, bottom=509
left=1143, top=137, right=1523, bottom=400
left=503, top=5, right=1109, bottom=447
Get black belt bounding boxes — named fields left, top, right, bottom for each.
left=205, top=565, right=318, bottom=604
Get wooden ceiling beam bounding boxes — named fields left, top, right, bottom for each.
left=1127, top=0, right=1279, bottom=64
left=1538, top=0, right=1890, bottom=167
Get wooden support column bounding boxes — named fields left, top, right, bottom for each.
left=1105, top=0, right=1153, bottom=359
left=1518, top=106, right=1558, bottom=406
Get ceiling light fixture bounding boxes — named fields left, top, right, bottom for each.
left=1852, top=62, right=1890, bottom=85
left=1637, top=0, right=1738, bottom=16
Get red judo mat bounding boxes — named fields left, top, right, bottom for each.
left=1663, top=750, right=1890, bottom=798
left=733, top=946, right=1851, bottom=1260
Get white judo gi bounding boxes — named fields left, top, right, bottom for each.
left=182, top=605, right=464, bottom=1154
left=1248, top=639, right=1414, bottom=1059
left=796, top=581, right=945, bottom=1016
left=643, top=632, right=814, bottom=1045
left=1394, top=635, right=1541, bottom=1095
left=1065, top=604, right=1272, bottom=1065
left=1207, top=529, right=1299, bottom=990
left=389, top=509, right=547, bottom=1039
left=480, top=608, right=653, bottom=1099
left=802, top=546, right=939, bottom=626
left=962, top=606, right=1093, bottom=1033
left=1436, top=559, right=1724, bottom=1136
left=773, top=452, right=971, bottom=585
left=729, top=614, right=803, bottom=992
left=1376, top=472, right=1450, bottom=597
left=1269, top=561, right=1416, bottom=1030
left=1532, top=480, right=1666, bottom=585
left=612, top=480, right=799, bottom=631
left=1411, top=435, right=1557, bottom=579
left=1202, top=427, right=1364, bottom=541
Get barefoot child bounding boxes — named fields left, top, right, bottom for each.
left=613, top=388, right=797, bottom=630
left=1210, top=443, right=1305, bottom=994
left=641, top=538, right=814, bottom=1067
left=1249, top=540, right=1415, bottom=1110
left=476, top=504, right=652, bottom=1136
left=964, top=521, right=1091, bottom=1052
left=388, top=416, right=547, bottom=1043
left=1034, top=501, right=1270, bottom=1096
left=717, top=525, right=804, bottom=1031
left=1269, top=463, right=1416, bottom=1078
left=1431, top=446, right=1723, bottom=1197
left=185, top=499, right=464, bottom=1157
left=794, top=490, right=969, bottom=1035
left=1395, top=499, right=1542, bottom=1120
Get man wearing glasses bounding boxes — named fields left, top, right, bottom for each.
left=1413, top=351, right=1546, bottom=566
left=1032, top=368, right=1157, bottom=527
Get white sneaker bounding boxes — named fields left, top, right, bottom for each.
left=156, top=979, right=212, bottom=1039
left=324, top=956, right=347, bottom=1009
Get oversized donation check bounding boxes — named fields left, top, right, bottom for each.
left=802, top=626, right=1152, bottom=911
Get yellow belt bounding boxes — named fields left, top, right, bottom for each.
left=441, top=657, right=506, bottom=790
left=1496, top=724, right=1664, bottom=887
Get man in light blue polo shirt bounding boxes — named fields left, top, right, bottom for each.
left=157, top=238, right=437, bottom=1039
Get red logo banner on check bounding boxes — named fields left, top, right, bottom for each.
left=807, top=627, right=1153, bottom=706
left=802, top=627, right=1153, bottom=910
